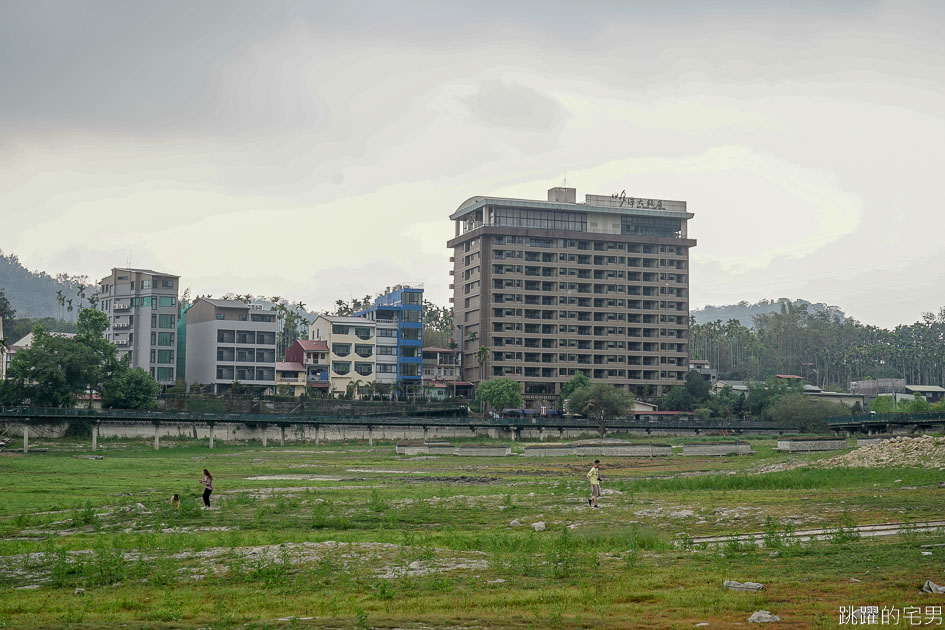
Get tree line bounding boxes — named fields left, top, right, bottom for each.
left=0, top=309, right=159, bottom=409
left=690, top=300, right=945, bottom=389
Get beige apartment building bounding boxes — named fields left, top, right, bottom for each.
left=448, top=187, right=696, bottom=407
left=309, top=315, right=376, bottom=396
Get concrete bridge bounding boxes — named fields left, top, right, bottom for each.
left=1, top=406, right=789, bottom=452
left=828, top=411, right=945, bottom=435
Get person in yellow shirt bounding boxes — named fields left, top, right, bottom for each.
left=586, top=460, right=601, bottom=508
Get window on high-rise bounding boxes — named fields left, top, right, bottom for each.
left=494, top=208, right=586, bottom=232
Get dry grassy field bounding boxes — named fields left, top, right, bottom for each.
left=1, top=434, right=943, bottom=629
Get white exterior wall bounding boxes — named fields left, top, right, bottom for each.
left=375, top=321, right=398, bottom=385
left=186, top=318, right=278, bottom=390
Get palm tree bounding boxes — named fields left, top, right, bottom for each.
left=475, top=345, right=490, bottom=382
left=56, top=290, right=65, bottom=320
left=348, top=378, right=364, bottom=400
left=76, top=284, right=86, bottom=310
left=87, top=293, right=100, bottom=309
left=66, top=298, right=74, bottom=321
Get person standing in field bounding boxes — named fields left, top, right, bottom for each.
left=200, top=468, right=214, bottom=507
left=586, top=460, right=601, bottom=508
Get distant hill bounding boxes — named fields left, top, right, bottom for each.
left=0, top=251, right=87, bottom=318
left=692, top=298, right=846, bottom=328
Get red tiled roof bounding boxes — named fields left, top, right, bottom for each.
left=297, top=339, right=328, bottom=351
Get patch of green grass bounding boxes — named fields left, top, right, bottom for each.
left=0, top=436, right=943, bottom=629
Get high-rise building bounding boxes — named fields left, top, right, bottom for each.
left=353, top=285, right=424, bottom=396
left=97, top=268, right=180, bottom=385
left=447, top=187, right=695, bottom=407
left=184, top=298, right=279, bottom=393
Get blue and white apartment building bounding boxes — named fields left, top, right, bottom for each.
left=355, top=285, right=424, bottom=396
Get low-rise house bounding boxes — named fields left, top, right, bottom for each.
left=711, top=380, right=748, bottom=395
left=904, top=385, right=945, bottom=403
left=275, top=362, right=307, bottom=397
left=688, top=359, right=718, bottom=382
left=284, top=339, right=330, bottom=393
left=421, top=346, right=473, bottom=398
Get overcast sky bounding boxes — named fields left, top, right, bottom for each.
left=1, top=1, right=943, bottom=328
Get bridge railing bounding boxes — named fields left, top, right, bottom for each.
left=828, top=411, right=945, bottom=426
left=0, top=407, right=786, bottom=430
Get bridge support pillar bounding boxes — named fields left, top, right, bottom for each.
left=559, top=428, right=564, bottom=440
left=280, top=425, right=286, bottom=447
left=153, top=424, right=160, bottom=451
left=261, top=427, right=267, bottom=448
left=423, top=426, right=429, bottom=441
left=314, top=426, right=320, bottom=446
left=539, top=428, right=544, bottom=441
left=91, top=424, right=98, bottom=451
left=22, top=424, right=28, bottom=454
left=208, top=424, right=215, bottom=449
left=368, top=426, right=374, bottom=446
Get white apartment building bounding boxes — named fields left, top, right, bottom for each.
left=185, top=298, right=279, bottom=393
left=98, top=268, right=180, bottom=384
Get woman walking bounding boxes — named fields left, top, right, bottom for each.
left=200, top=468, right=214, bottom=507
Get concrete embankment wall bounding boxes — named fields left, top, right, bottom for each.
left=682, top=442, right=753, bottom=456
left=523, top=444, right=672, bottom=457
left=855, top=435, right=895, bottom=447
left=2, top=419, right=794, bottom=446
left=777, top=438, right=849, bottom=452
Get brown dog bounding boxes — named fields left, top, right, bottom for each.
left=171, top=494, right=180, bottom=508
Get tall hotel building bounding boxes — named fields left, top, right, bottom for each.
left=447, top=187, right=695, bottom=407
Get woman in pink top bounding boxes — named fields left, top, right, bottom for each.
left=200, top=469, right=214, bottom=507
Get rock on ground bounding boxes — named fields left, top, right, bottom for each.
left=748, top=610, right=780, bottom=623
left=532, top=521, right=546, bottom=532
left=723, top=580, right=764, bottom=591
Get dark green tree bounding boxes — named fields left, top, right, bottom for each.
left=0, top=288, right=14, bottom=322
left=4, top=326, right=95, bottom=407
left=102, top=367, right=160, bottom=410
left=567, top=383, right=634, bottom=438
left=660, top=385, right=692, bottom=411
left=765, top=393, right=850, bottom=432
left=422, top=300, right=453, bottom=348
left=559, top=371, right=590, bottom=412
left=869, top=395, right=897, bottom=413
left=684, top=369, right=712, bottom=405
left=476, top=378, right=523, bottom=415
left=75, top=309, right=118, bottom=407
